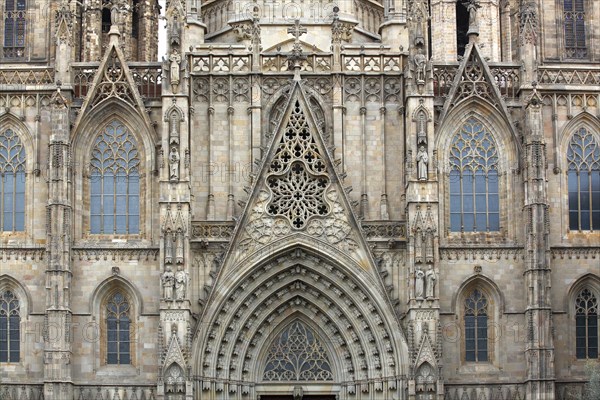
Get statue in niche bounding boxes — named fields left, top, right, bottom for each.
left=175, top=265, right=189, bottom=300
left=162, top=266, right=175, bottom=300
left=417, top=145, right=428, bottom=181
left=169, top=146, right=180, bottom=181
left=415, top=268, right=425, bottom=299
left=175, top=228, right=184, bottom=264
left=413, top=47, right=427, bottom=83
left=164, top=230, right=173, bottom=264
left=169, top=48, right=181, bottom=90
left=426, top=265, right=436, bottom=299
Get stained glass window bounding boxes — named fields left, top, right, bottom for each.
left=0, top=290, right=20, bottom=363
left=106, top=292, right=131, bottom=365
left=576, top=289, right=598, bottom=359
left=465, top=289, right=488, bottom=362
left=564, top=0, right=587, bottom=59
left=263, top=320, right=333, bottom=381
left=3, top=0, right=26, bottom=58
left=0, top=129, right=26, bottom=232
left=567, top=128, right=600, bottom=231
left=449, top=118, right=499, bottom=232
left=90, top=121, right=140, bottom=234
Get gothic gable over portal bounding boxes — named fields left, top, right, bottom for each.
left=193, top=82, right=409, bottom=396
left=218, top=81, right=379, bottom=274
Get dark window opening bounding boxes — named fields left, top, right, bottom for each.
left=456, top=1, right=469, bottom=57
left=132, top=0, right=140, bottom=38
left=102, top=0, right=111, bottom=33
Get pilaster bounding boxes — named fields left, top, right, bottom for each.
left=158, top=4, right=194, bottom=397
left=43, top=87, right=73, bottom=400
left=522, top=85, right=555, bottom=400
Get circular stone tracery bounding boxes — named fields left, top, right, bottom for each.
left=265, top=100, right=330, bottom=229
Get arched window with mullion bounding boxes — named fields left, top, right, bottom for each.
left=90, top=120, right=140, bottom=235
left=3, top=0, right=26, bottom=58
left=449, top=117, right=500, bottom=233
left=464, top=289, right=489, bottom=362
left=0, top=290, right=21, bottom=363
left=563, top=0, right=587, bottom=59
left=106, top=291, right=131, bottom=365
left=575, top=289, right=598, bottom=359
left=567, top=127, right=600, bottom=231
left=0, top=128, right=26, bottom=232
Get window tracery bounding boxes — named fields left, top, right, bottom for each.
left=464, top=289, right=488, bottom=362
left=449, top=117, right=499, bottom=232
left=90, top=120, right=140, bottom=234
left=3, top=0, right=26, bottom=58
left=106, top=291, right=131, bottom=365
left=567, top=127, right=600, bottom=231
left=0, top=128, right=26, bottom=232
left=575, top=288, right=598, bottom=359
left=0, top=290, right=20, bottom=362
left=266, top=101, right=330, bottom=229
left=263, top=320, right=334, bottom=381
left=563, top=0, right=587, bottom=59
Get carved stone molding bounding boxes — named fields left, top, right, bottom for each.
left=198, top=253, right=402, bottom=385
left=361, top=221, right=407, bottom=242
left=550, top=247, right=600, bottom=260
left=439, top=247, right=523, bottom=261
left=0, top=246, right=45, bottom=261
left=444, top=385, right=526, bottom=400
left=191, top=221, right=234, bottom=242
left=71, top=247, right=159, bottom=261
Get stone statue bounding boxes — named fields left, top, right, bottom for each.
left=175, top=266, right=189, bottom=300
left=426, top=265, right=436, bottom=299
left=415, top=268, right=425, bottom=299
left=462, top=0, right=481, bottom=29
left=169, top=49, right=181, bottom=88
left=169, top=146, right=180, bottom=181
left=110, top=0, right=120, bottom=27
left=413, top=48, right=427, bottom=83
left=162, top=266, right=175, bottom=300
left=417, top=145, right=428, bottom=181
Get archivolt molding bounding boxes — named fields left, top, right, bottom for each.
left=195, top=248, right=408, bottom=386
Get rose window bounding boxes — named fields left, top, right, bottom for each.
left=266, top=100, right=330, bottom=228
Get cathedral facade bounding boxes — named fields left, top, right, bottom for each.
left=0, top=0, right=599, bottom=399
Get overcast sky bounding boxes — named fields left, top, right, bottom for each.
left=157, top=0, right=167, bottom=60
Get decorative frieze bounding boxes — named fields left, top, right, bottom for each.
left=71, top=247, right=159, bottom=261
left=191, top=222, right=234, bottom=242
left=550, top=247, right=600, bottom=260
left=0, top=246, right=45, bottom=261
left=440, top=247, right=523, bottom=261
left=361, top=221, right=406, bottom=242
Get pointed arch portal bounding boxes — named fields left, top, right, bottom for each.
left=192, top=83, right=408, bottom=399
